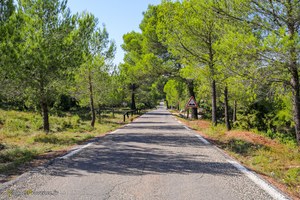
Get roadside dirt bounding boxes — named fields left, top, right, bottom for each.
left=226, top=130, right=280, bottom=148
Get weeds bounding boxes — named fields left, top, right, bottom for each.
left=284, top=168, right=300, bottom=187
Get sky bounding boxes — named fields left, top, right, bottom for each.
left=67, top=0, right=162, bottom=66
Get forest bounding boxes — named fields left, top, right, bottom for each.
left=1, top=0, right=300, bottom=147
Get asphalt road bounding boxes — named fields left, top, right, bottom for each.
left=0, top=104, right=290, bottom=200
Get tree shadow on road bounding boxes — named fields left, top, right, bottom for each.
left=44, top=132, right=242, bottom=178
left=111, top=133, right=200, bottom=147
left=124, top=125, right=187, bottom=131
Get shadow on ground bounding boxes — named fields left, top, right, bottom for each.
left=44, top=132, right=242, bottom=178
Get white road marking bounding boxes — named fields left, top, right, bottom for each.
left=181, top=124, right=210, bottom=145
left=195, top=134, right=210, bottom=145
left=109, top=130, right=119, bottom=134
left=60, top=143, right=94, bottom=159
left=227, top=160, right=289, bottom=200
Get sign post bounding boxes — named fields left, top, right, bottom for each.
left=185, top=96, right=198, bottom=119
left=186, top=96, right=198, bottom=108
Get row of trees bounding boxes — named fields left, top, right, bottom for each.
left=0, top=0, right=125, bottom=131
left=1, top=0, right=300, bottom=145
left=120, top=0, right=300, bottom=145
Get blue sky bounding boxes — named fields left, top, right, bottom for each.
left=67, top=0, right=162, bottom=66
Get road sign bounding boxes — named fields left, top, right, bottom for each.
left=186, top=96, right=198, bottom=108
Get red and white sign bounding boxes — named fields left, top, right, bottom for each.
left=186, top=96, right=198, bottom=108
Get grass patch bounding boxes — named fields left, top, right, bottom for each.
left=225, top=139, right=268, bottom=156
left=33, top=133, right=94, bottom=145
left=0, top=147, right=38, bottom=174
left=0, top=108, right=141, bottom=178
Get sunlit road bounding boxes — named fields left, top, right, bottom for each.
left=0, top=103, right=289, bottom=200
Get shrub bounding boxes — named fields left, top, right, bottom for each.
left=284, top=168, right=300, bottom=187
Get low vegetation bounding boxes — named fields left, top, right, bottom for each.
left=0, top=108, right=139, bottom=182
left=175, top=114, right=300, bottom=199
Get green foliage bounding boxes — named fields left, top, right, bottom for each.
left=164, top=79, right=187, bottom=108
left=265, top=130, right=297, bottom=147
left=52, top=95, right=78, bottom=113
left=284, top=168, right=300, bottom=187
left=136, top=103, right=147, bottom=110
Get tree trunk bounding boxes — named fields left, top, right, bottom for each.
left=291, top=73, right=300, bottom=145
left=41, top=99, right=49, bottom=133
left=89, top=74, right=96, bottom=127
left=288, top=20, right=300, bottom=145
left=130, top=83, right=136, bottom=110
left=224, top=85, right=231, bottom=131
left=212, top=80, right=217, bottom=126
left=165, top=100, right=169, bottom=109
left=290, top=56, right=300, bottom=144
left=187, top=80, right=198, bottom=119
left=112, top=108, right=115, bottom=118
left=131, top=90, right=136, bottom=110
left=233, top=100, right=237, bottom=123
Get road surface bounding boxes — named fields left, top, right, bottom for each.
left=0, top=104, right=289, bottom=200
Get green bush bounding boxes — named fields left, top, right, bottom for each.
left=136, top=103, right=146, bottom=110
left=265, top=130, right=297, bottom=146
left=28, top=115, right=43, bottom=130
left=284, top=168, right=300, bottom=187
left=70, top=115, right=81, bottom=127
